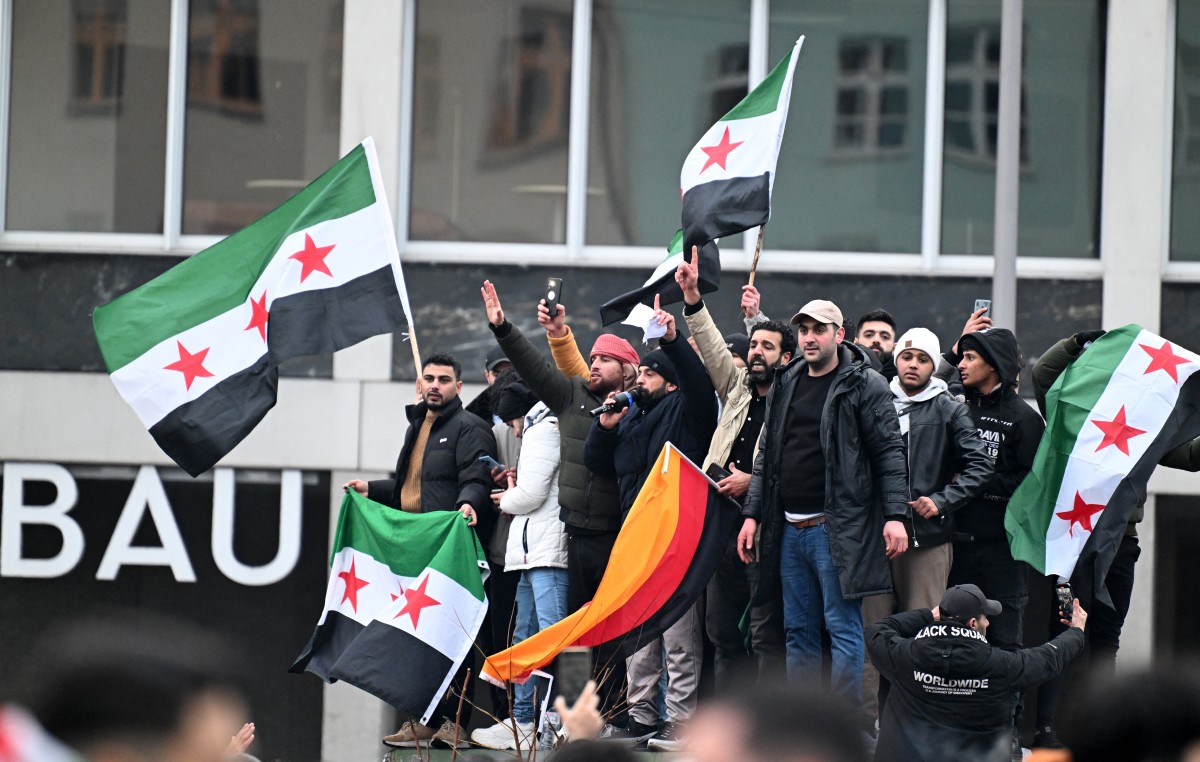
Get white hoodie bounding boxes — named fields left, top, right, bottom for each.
left=889, top=375, right=949, bottom=437
left=499, top=402, right=568, bottom=570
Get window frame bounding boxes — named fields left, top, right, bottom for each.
left=0, top=0, right=1111, bottom=279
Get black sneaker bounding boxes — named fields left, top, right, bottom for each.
left=598, top=720, right=658, bottom=747
left=1032, top=725, right=1065, bottom=749
left=646, top=720, right=686, bottom=752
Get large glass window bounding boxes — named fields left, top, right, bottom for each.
left=182, top=0, right=343, bottom=235
left=766, top=0, right=927, bottom=253
left=941, top=0, right=1102, bottom=258
left=584, top=0, right=752, bottom=247
left=1171, top=0, right=1200, bottom=261
left=6, top=0, right=170, bottom=233
left=409, top=0, right=574, bottom=244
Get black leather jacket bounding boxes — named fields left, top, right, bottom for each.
left=898, top=390, right=994, bottom=547
left=745, top=342, right=909, bottom=601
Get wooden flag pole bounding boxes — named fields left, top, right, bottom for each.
left=747, top=225, right=766, bottom=287
left=407, top=322, right=423, bottom=382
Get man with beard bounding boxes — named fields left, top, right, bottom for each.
left=855, top=309, right=899, bottom=381
left=585, top=295, right=718, bottom=751
left=343, top=351, right=497, bottom=748
left=480, top=280, right=639, bottom=726
left=860, top=328, right=993, bottom=720
left=677, top=254, right=791, bottom=690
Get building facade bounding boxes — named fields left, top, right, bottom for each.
left=1, top=0, right=1198, bottom=758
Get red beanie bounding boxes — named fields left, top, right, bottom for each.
left=589, top=334, right=640, bottom=367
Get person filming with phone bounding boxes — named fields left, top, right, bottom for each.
left=866, top=583, right=1087, bottom=762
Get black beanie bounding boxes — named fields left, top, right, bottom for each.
left=497, top=382, right=538, bottom=423
left=639, top=348, right=678, bottom=385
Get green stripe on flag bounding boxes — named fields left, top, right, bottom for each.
left=93, top=145, right=376, bottom=372
left=1006, top=325, right=1140, bottom=569
left=333, top=491, right=486, bottom=601
left=720, top=49, right=792, bottom=122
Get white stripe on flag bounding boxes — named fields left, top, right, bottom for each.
left=1045, top=330, right=1200, bottom=577
left=680, top=111, right=784, bottom=196
left=377, top=566, right=486, bottom=662
left=319, top=547, right=413, bottom=627
left=111, top=203, right=393, bottom=428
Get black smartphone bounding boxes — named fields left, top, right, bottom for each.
left=705, top=463, right=732, bottom=483
left=556, top=646, right=592, bottom=704
left=974, top=298, right=992, bottom=315
left=544, top=277, right=563, bottom=317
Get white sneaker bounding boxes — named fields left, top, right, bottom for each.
left=470, top=720, right=535, bottom=750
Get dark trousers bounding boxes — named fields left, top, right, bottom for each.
left=1036, top=534, right=1141, bottom=726
left=705, top=541, right=785, bottom=692
left=950, top=539, right=1029, bottom=651
left=480, top=564, right=522, bottom=721
left=566, top=528, right=627, bottom=723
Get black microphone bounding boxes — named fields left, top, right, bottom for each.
left=589, top=388, right=643, bottom=417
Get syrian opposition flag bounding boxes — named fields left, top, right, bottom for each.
left=92, top=138, right=412, bottom=477
left=680, top=36, right=803, bottom=253
left=1006, top=325, right=1200, bottom=605
left=481, top=443, right=738, bottom=685
left=598, top=231, right=721, bottom=325
left=290, top=491, right=488, bottom=724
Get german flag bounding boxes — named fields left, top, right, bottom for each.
left=482, top=443, right=738, bottom=684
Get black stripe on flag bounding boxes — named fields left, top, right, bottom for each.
left=290, top=609, right=368, bottom=680
left=326, top=618, right=456, bottom=724
left=681, top=172, right=771, bottom=252
left=619, top=485, right=739, bottom=655
left=267, top=265, right=408, bottom=362
left=149, top=355, right=278, bottom=477
left=598, top=239, right=722, bottom=326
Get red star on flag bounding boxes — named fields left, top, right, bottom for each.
left=337, top=557, right=370, bottom=612
left=163, top=341, right=215, bottom=390
left=1092, top=405, right=1147, bottom=455
left=395, top=575, right=440, bottom=628
left=699, top=126, right=745, bottom=174
left=289, top=233, right=336, bottom=283
left=1140, top=340, right=1191, bottom=383
left=244, top=291, right=269, bottom=341
left=1055, top=492, right=1106, bottom=537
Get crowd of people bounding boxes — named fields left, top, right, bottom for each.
left=331, top=252, right=1189, bottom=762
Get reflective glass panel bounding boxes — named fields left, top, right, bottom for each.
left=409, top=0, right=573, bottom=243
left=182, top=0, right=344, bottom=235
left=6, top=0, right=170, bottom=233
left=585, top=0, right=752, bottom=247
left=1171, top=0, right=1200, bottom=260
left=767, top=0, right=927, bottom=253
left=941, top=0, right=1102, bottom=257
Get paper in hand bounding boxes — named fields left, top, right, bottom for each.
left=622, top=303, right=668, bottom=343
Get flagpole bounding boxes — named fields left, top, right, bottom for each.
left=407, top=324, right=423, bottom=380
left=747, top=225, right=766, bottom=287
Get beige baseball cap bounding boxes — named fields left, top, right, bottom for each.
left=790, top=299, right=843, bottom=327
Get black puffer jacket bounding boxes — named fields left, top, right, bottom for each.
left=367, top=396, right=496, bottom=519
left=899, top=388, right=993, bottom=547
left=744, top=341, right=909, bottom=601
left=584, top=336, right=717, bottom=514
left=945, top=328, right=1045, bottom=542
left=489, top=320, right=624, bottom=533
left=867, top=608, right=1084, bottom=762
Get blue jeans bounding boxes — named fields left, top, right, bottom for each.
left=513, top=567, right=569, bottom=722
left=779, top=522, right=863, bottom=708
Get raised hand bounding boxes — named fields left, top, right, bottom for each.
left=481, top=280, right=506, bottom=327
left=741, top=285, right=762, bottom=320
left=652, top=293, right=677, bottom=342
left=537, top=299, right=568, bottom=338
left=675, top=247, right=702, bottom=305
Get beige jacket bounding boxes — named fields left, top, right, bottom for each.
left=683, top=302, right=759, bottom=471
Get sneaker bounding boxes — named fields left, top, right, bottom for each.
left=1032, top=725, right=1065, bottom=749
left=429, top=718, right=469, bottom=749
left=647, top=720, right=687, bottom=752
left=598, top=720, right=658, bottom=747
left=381, top=720, right=434, bottom=748
left=470, top=720, right=536, bottom=751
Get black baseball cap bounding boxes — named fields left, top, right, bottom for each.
left=484, top=347, right=511, bottom=372
left=939, top=584, right=1002, bottom=620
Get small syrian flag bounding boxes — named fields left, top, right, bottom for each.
left=290, top=491, right=488, bottom=724
left=680, top=36, right=803, bottom=253
left=92, top=138, right=412, bottom=477
left=1006, top=325, right=1200, bottom=605
left=598, top=230, right=720, bottom=326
